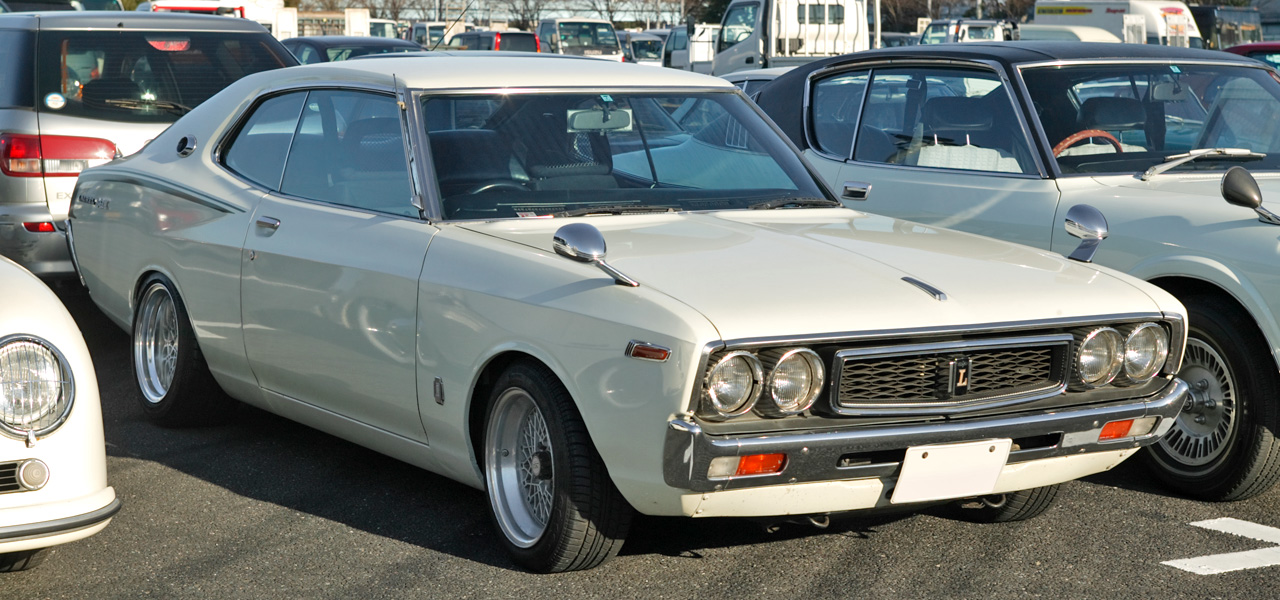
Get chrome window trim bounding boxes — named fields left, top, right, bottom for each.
left=0, top=334, right=75, bottom=441
left=828, top=334, right=1072, bottom=416
left=804, top=58, right=1049, bottom=178
left=802, top=64, right=870, bottom=162
left=262, top=190, right=429, bottom=223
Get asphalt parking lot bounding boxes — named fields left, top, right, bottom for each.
left=7, top=285, right=1280, bottom=599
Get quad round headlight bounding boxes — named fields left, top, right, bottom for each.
left=703, top=351, right=763, bottom=419
left=0, top=336, right=74, bottom=438
left=759, top=348, right=824, bottom=417
left=1077, top=327, right=1123, bottom=387
left=1123, top=323, right=1169, bottom=383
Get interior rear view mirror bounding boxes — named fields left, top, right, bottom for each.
left=567, top=108, right=633, bottom=132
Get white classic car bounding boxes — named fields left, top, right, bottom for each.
left=68, top=54, right=1188, bottom=572
left=754, top=42, right=1280, bottom=502
left=0, top=257, right=119, bottom=571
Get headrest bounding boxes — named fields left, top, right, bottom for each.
left=343, top=118, right=406, bottom=171
left=527, top=131, right=612, bottom=179
left=922, top=97, right=993, bottom=130
left=1079, top=97, right=1146, bottom=130
left=428, top=129, right=512, bottom=184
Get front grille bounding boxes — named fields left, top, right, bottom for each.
left=833, top=335, right=1070, bottom=413
left=0, top=461, right=20, bottom=494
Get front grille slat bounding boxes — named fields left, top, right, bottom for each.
left=0, top=461, right=21, bottom=493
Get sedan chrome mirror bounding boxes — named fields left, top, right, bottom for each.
left=1064, top=204, right=1108, bottom=263
left=553, top=223, right=639, bottom=287
left=1222, top=166, right=1280, bottom=226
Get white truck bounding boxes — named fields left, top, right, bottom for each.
left=712, top=0, right=868, bottom=75
left=1034, top=0, right=1203, bottom=47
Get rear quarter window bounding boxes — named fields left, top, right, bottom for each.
left=0, top=29, right=34, bottom=109
left=35, top=30, right=293, bottom=123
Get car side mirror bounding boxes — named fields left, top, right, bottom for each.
left=1222, top=166, right=1280, bottom=225
left=553, top=223, right=639, bottom=286
left=1064, top=204, right=1109, bottom=263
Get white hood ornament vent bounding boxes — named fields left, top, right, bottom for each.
left=902, top=277, right=947, bottom=301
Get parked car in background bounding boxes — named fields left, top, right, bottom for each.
left=536, top=17, right=622, bottom=61
left=1034, top=0, right=1203, bottom=46
left=879, top=32, right=919, bottom=47
left=756, top=42, right=1280, bottom=501
left=368, top=17, right=401, bottom=38
left=711, top=0, right=868, bottom=75
left=69, top=53, right=1188, bottom=572
left=406, top=21, right=474, bottom=49
left=1224, top=41, right=1280, bottom=69
left=0, top=12, right=295, bottom=278
left=1017, top=24, right=1121, bottom=42
left=618, top=31, right=663, bottom=65
left=1190, top=5, right=1262, bottom=50
left=283, top=35, right=420, bottom=63
left=447, top=30, right=539, bottom=52
left=663, top=21, right=719, bottom=72
left=2, top=0, right=121, bottom=10
left=919, top=19, right=1019, bottom=44
left=720, top=65, right=792, bottom=97
left=0, top=257, right=119, bottom=572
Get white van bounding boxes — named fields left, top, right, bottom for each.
left=1034, top=0, right=1204, bottom=46
left=1018, top=23, right=1122, bottom=42
left=536, top=17, right=623, bottom=61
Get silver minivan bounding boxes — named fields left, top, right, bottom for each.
left=0, top=12, right=295, bottom=277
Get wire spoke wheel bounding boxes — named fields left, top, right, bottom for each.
left=486, top=387, right=554, bottom=548
left=1159, top=338, right=1237, bottom=470
left=134, top=283, right=179, bottom=404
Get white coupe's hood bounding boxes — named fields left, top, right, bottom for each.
left=461, top=209, right=1165, bottom=340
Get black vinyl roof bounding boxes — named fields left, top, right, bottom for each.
left=755, top=42, right=1260, bottom=152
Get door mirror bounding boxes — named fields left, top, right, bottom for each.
left=553, top=223, right=639, bottom=286
left=686, top=16, right=696, bottom=40
left=1222, top=165, right=1262, bottom=209
left=1064, top=204, right=1109, bottom=263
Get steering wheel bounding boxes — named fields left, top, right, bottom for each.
left=1053, top=130, right=1123, bottom=157
left=467, top=180, right=530, bottom=195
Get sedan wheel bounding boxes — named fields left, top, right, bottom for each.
left=130, top=274, right=232, bottom=426
left=483, top=361, right=632, bottom=572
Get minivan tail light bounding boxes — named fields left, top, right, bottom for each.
left=0, top=134, right=116, bottom=177
left=494, top=32, right=500, bottom=51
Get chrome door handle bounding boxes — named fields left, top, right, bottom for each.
left=842, top=181, right=871, bottom=201
left=256, top=216, right=280, bottom=230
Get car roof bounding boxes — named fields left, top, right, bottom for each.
left=754, top=41, right=1261, bottom=153
left=0, top=11, right=270, bottom=31
left=285, top=35, right=419, bottom=48
left=283, top=53, right=735, bottom=90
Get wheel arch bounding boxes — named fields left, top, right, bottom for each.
left=1148, top=275, right=1279, bottom=371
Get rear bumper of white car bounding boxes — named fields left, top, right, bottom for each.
left=661, top=377, right=1188, bottom=516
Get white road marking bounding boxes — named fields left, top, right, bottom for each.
left=1163, top=518, right=1280, bottom=575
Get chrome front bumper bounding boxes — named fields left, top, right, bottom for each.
left=664, top=377, right=1189, bottom=493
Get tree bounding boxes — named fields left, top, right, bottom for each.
left=495, top=0, right=546, bottom=30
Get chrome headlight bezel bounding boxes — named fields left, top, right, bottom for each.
left=1120, top=322, right=1170, bottom=385
left=1076, top=327, right=1124, bottom=388
left=0, top=335, right=76, bottom=440
left=759, top=348, right=825, bottom=417
left=701, top=350, right=763, bottom=420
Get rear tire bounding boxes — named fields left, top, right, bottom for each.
left=950, top=485, right=1060, bottom=523
left=483, top=361, right=632, bottom=573
left=0, top=548, right=48, bottom=572
left=132, top=274, right=233, bottom=426
left=1144, top=295, right=1280, bottom=501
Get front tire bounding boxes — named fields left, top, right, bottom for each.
left=1144, top=295, right=1280, bottom=501
left=132, top=274, right=232, bottom=426
left=949, top=485, right=1060, bottom=523
left=483, top=361, right=632, bottom=573
left=0, top=549, right=48, bottom=572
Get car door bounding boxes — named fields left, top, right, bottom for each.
left=809, top=64, right=1062, bottom=249
left=232, top=88, right=436, bottom=441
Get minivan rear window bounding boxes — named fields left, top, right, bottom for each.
left=499, top=32, right=537, bottom=52
left=36, top=30, right=292, bottom=123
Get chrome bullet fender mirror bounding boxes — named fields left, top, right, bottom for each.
left=1064, top=204, right=1109, bottom=263
left=553, top=223, right=639, bottom=287
left=1222, top=166, right=1280, bottom=226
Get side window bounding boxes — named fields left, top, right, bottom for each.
left=811, top=70, right=868, bottom=158
left=671, top=29, right=688, bottom=50
left=719, top=4, right=758, bottom=52
left=852, top=67, right=1036, bottom=175
left=279, top=90, right=415, bottom=217
left=223, top=92, right=306, bottom=191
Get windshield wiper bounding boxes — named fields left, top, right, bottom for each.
left=1140, top=148, right=1266, bottom=181
left=553, top=205, right=678, bottom=218
left=749, top=197, right=843, bottom=210
left=104, top=98, right=192, bottom=116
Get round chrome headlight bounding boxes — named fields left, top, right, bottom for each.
left=759, top=348, right=824, bottom=417
left=1077, top=327, right=1123, bottom=387
left=703, top=351, right=763, bottom=419
left=0, top=336, right=74, bottom=438
left=1123, top=323, right=1169, bottom=383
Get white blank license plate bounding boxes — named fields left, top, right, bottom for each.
left=890, top=439, right=1013, bottom=504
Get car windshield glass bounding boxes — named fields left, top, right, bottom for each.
left=326, top=44, right=417, bottom=61
left=1023, top=63, right=1280, bottom=174
left=630, top=39, right=663, bottom=60
left=422, top=91, right=828, bottom=221
left=36, top=30, right=291, bottom=124
left=556, top=22, right=618, bottom=55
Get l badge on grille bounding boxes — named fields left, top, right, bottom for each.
left=947, top=356, right=971, bottom=397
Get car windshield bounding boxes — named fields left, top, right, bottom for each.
left=422, top=91, right=829, bottom=220
left=36, top=30, right=292, bottom=123
left=557, top=22, right=618, bottom=54
left=1023, top=63, right=1280, bottom=174
left=326, top=44, right=416, bottom=61
left=630, top=39, right=663, bottom=60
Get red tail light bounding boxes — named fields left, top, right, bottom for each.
left=22, top=222, right=57, bottom=233
left=494, top=32, right=500, bottom=51
left=0, top=133, right=116, bottom=177
left=535, top=35, right=541, bottom=52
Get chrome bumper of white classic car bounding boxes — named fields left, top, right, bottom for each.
left=663, top=377, right=1188, bottom=504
